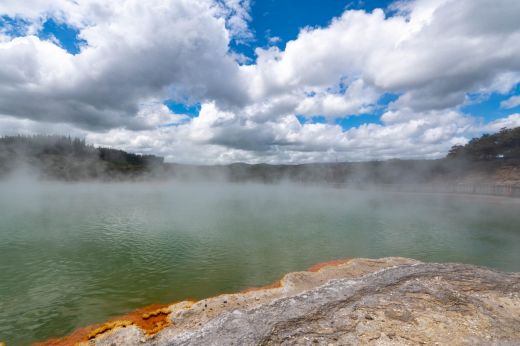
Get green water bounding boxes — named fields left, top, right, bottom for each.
left=1, top=181, right=519, bottom=345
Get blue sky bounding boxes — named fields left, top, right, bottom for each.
left=462, top=85, right=520, bottom=124
left=238, top=0, right=395, bottom=58
left=252, top=0, right=395, bottom=41
left=239, top=0, right=412, bottom=131
left=237, top=0, right=519, bottom=131
left=39, top=18, right=85, bottom=54
left=0, top=0, right=519, bottom=163
left=1, top=2, right=397, bottom=130
left=0, top=15, right=85, bottom=53
left=2, top=0, right=517, bottom=131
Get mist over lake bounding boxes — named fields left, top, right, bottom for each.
left=1, top=180, right=519, bottom=345
left=2, top=0, right=520, bottom=344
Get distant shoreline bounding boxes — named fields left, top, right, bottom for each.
left=2, top=130, right=520, bottom=185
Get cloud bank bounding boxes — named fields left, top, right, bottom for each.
left=0, top=0, right=520, bottom=163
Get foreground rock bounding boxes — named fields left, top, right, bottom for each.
left=45, top=258, right=520, bottom=345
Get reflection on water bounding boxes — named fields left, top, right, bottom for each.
left=0, top=181, right=519, bottom=345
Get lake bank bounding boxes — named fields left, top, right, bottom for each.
left=35, top=257, right=520, bottom=345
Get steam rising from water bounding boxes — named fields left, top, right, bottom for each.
left=1, top=178, right=519, bottom=345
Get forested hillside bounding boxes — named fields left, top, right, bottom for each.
left=448, top=127, right=520, bottom=161
left=0, top=128, right=519, bottom=184
left=0, top=135, right=164, bottom=180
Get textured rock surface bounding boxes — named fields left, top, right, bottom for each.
left=64, top=258, right=520, bottom=345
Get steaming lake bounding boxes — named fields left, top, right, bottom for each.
left=1, top=181, right=520, bottom=345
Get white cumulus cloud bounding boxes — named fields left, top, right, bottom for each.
left=0, top=0, right=519, bottom=163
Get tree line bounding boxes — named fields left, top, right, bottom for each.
left=448, top=127, right=520, bottom=161
left=0, top=127, right=518, bottom=183
left=0, top=135, right=163, bottom=180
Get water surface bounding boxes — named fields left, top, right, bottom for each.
left=1, top=181, right=519, bottom=345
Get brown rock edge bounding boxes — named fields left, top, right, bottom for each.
left=34, top=258, right=355, bottom=346
left=34, top=257, right=520, bottom=345
left=33, top=304, right=173, bottom=346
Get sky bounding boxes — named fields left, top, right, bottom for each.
left=0, top=0, right=520, bottom=164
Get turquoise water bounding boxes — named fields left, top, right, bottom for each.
left=0, top=181, right=519, bottom=345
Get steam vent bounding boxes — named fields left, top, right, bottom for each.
left=36, top=257, right=520, bottom=345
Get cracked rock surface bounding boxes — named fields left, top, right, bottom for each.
left=85, top=258, right=520, bottom=346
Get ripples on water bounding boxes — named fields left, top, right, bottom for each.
left=0, top=181, right=519, bottom=345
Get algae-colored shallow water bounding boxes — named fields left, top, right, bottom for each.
left=1, top=181, right=519, bottom=345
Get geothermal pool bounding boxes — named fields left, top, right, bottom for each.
left=1, top=181, right=519, bottom=345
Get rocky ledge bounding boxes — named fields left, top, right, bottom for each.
left=40, top=257, right=520, bottom=345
